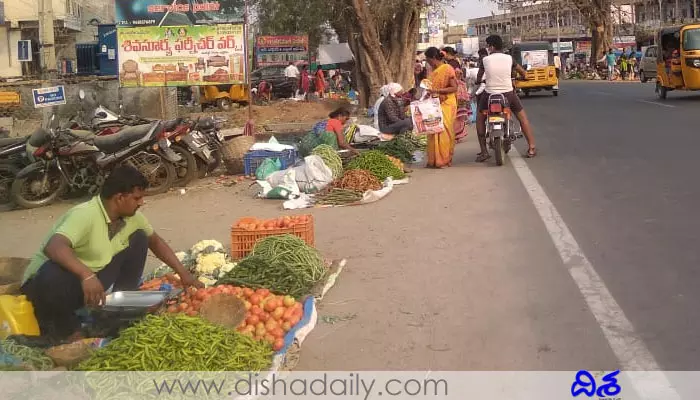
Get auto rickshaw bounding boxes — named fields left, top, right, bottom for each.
left=511, top=41, right=559, bottom=96
left=200, top=84, right=249, bottom=111
left=655, top=24, right=700, bottom=99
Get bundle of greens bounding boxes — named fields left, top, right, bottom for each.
left=376, top=135, right=416, bottom=163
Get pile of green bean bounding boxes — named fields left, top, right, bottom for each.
left=312, top=144, right=343, bottom=179
left=77, top=314, right=273, bottom=371
left=346, top=150, right=405, bottom=181
left=218, top=235, right=326, bottom=299
left=0, top=339, right=54, bottom=370
left=314, top=188, right=363, bottom=205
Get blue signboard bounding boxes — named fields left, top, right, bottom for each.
left=32, top=86, right=67, bottom=108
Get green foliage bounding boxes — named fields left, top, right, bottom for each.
left=253, top=0, right=333, bottom=51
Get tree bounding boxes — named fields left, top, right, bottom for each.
left=253, top=0, right=333, bottom=51
left=330, top=0, right=429, bottom=107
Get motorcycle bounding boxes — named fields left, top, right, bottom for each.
left=485, top=93, right=523, bottom=166
left=184, top=116, right=225, bottom=178
left=10, top=115, right=182, bottom=209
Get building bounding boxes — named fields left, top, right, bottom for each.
left=0, top=0, right=114, bottom=78
left=468, top=0, right=637, bottom=57
left=417, top=6, right=448, bottom=51
left=443, top=24, right=468, bottom=46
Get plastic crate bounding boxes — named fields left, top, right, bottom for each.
left=230, top=215, right=315, bottom=259
left=243, top=149, right=298, bottom=176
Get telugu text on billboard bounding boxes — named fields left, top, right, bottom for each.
left=255, top=35, right=309, bottom=67
left=117, top=24, right=245, bottom=88
left=116, top=0, right=244, bottom=27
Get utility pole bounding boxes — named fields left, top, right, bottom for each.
left=38, top=0, right=57, bottom=77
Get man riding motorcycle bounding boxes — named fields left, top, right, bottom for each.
left=475, top=35, right=537, bottom=161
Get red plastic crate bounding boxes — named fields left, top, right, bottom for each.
left=230, top=215, right=315, bottom=259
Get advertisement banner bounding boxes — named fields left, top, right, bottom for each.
left=521, top=50, right=549, bottom=68
left=115, top=0, right=244, bottom=27
left=117, top=24, right=245, bottom=87
left=255, top=35, right=309, bottom=68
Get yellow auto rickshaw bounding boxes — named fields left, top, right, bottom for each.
left=200, top=84, right=249, bottom=111
left=655, top=24, right=700, bottom=99
left=511, top=42, right=559, bottom=97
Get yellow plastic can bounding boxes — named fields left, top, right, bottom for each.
left=0, top=295, right=40, bottom=339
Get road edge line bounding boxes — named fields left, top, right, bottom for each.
left=508, top=149, right=680, bottom=399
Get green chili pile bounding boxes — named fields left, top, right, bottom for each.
left=0, top=339, right=54, bottom=370
left=77, top=314, right=273, bottom=371
left=346, top=150, right=405, bottom=181
left=312, top=144, right=343, bottom=179
left=217, top=235, right=326, bottom=299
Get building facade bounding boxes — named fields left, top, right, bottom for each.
left=417, top=6, right=448, bottom=51
left=0, top=0, right=114, bottom=78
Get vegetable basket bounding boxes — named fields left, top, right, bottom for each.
left=230, top=215, right=315, bottom=259
left=221, top=135, right=255, bottom=175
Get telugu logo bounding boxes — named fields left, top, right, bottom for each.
left=571, top=370, right=622, bottom=399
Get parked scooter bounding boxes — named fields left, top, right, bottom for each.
left=10, top=115, right=182, bottom=209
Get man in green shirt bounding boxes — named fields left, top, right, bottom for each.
left=21, top=166, right=202, bottom=339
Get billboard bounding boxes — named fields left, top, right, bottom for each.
left=254, top=35, right=309, bottom=68
left=115, top=0, right=244, bottom=27
left=116, top=24, right=245, bottom=87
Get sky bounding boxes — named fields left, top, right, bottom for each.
left=445, top=0, right=499, bottom=24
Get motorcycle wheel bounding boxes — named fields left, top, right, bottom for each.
left=123, top=152, right=176, bottom=196
left=0, top=163, right=19, bottom=211
left=494, top=136, right=505, bottom=166
left=10, top=167, right=68, bottom=209
left=171, top=144, right=198, bottom=187
left=197, top=141, right=223, bottom=178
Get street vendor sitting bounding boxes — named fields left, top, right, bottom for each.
left=377, top=83, right=413, bottom=135
left=20, top=166, right=202, bottom=340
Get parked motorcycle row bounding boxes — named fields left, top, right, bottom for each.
left=0, top=90, right=227, bottom=211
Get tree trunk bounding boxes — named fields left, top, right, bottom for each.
left=589, top=13, right=613, bottom=65
left=332, top=0, right=420, bottom=108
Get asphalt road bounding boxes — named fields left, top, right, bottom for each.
left=519, top=80, right=700, bottom=370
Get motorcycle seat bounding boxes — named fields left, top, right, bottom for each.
left=0, top=136, right=28, bottom=147
left=93, top=123, right=154, bottom=154
left=162, top=118, right=183, bottom=132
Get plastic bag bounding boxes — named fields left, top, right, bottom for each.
left=293, top=155, right=333, bottom=193
left=256, top=157, right=282, bottom=180
left=258, top=169, right=300, bottom=199
left=469, top=100, right=477, bottom=124
left=410, top=97, right=445, bottom=135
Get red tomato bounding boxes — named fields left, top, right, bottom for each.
left=264, top=334, right=276, bottom=344
left=255, top=288, right=271, bottom=298
left=273, top=339, right=285, bottom=351
left=270, top=327, right=285, bottom=339
left=259, top=312, right=271, bottom=323
left=246, top=314, right=260, bottom=325
left=250, top=305, right=263, bottom=315
left=265, top=319, right=278, bottom=331
left=249, top=294, right=262, bottom=305
left=264, top=299, right=278, bottom=312
left=281, top=321, right=292, bottom=332
left=242, top=288, right=254, bottom=298
left=282, top=308, right=295, bottom=321
left=186, top=310, right=198, bottom=317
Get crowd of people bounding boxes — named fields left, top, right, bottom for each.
left=284, top=62, right=351, bottom=100
left=295, top=34, right=539, bottom=170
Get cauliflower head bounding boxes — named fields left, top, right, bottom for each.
left=195, top=252, right=227, bottom=274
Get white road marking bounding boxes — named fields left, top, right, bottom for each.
left=638, top=100, right=676, bottom=108
left=508, top=149, right=680, bottom=400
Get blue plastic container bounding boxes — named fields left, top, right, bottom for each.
left=243, top=149, right=298, bottom=176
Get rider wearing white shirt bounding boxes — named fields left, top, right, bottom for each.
left=284, top=62, right=300, bottom=96
left=475, top=35, right=537, bottom=160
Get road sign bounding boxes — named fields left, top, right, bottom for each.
left=17, top=40, right=32, bottom=62
left=32, top=86, right=66, bottom=108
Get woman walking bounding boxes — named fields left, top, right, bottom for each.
left=424, top=47, right=458, bottom=168
left=315, top=66, right=326, bottom=98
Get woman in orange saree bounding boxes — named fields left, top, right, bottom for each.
left=424, top=47, right=458, bottom=168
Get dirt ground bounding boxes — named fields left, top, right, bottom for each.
left=0, top=131, right=618, bottom=371
left=190, top=99, right=352, bottom=130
